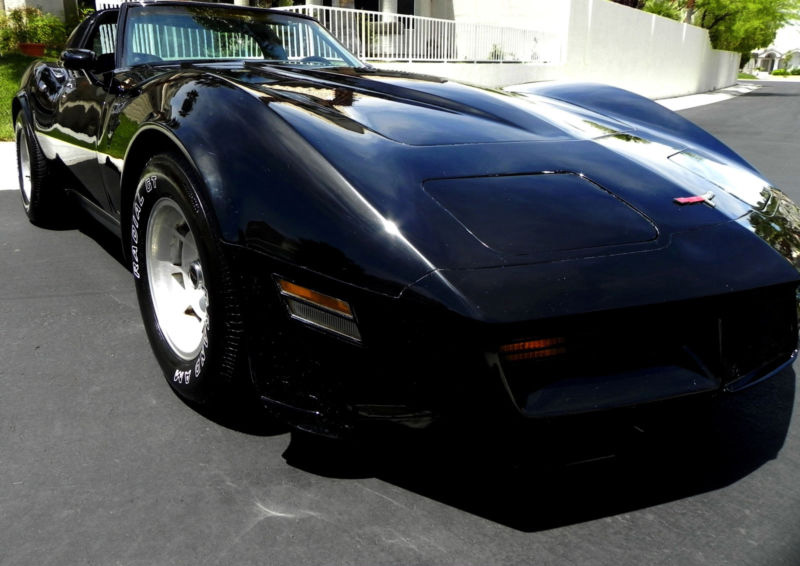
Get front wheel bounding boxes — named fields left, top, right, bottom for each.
left=131, top=153, right=244, bottom=403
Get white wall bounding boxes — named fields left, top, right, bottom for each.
left=381, top=0, right=739, bottom=98
left=562, top=0, right=738, bottom=98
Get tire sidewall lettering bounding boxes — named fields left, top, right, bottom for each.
left=131, top=162, right=213, bottom=396
left=131, top=175, right=159, bottom=279
left=131, top=181, right=149, bottom=279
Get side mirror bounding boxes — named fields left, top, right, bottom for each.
left=61, top=48, right=96, bottom=70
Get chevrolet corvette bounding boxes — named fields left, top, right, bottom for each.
left=13, top=1, right=800, bottom=436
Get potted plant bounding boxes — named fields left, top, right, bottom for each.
left=0, top=7, right=66, bottom=57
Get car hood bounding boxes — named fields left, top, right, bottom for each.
left=196, top=64, right=794, bottom=271
left=214, top=64, right=635, bottom=146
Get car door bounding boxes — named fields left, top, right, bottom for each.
left=38, top=9, right=120, bottom=210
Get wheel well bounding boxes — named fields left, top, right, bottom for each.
left=119, top=129, right=187, bottom=262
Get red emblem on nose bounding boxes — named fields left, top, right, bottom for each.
left=674, top=191, right=716, bottom=207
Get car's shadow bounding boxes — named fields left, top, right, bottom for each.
left=738, top=90, right=799, bottom=97
left=73, top=208, right=130, bottom=270
left=187, top=391, right=291, bottom=436
left=36, top=203, right=132, bottom=270
left=283, top=367, right=796, bottom=532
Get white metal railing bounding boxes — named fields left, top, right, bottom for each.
left=96, top=3, right=342, bottom=62
left=93, top=1, right=561, bottom=64
left=278, top=5, right=561, bottom=64
left=96, top=0, right=123, bottom=9
left=128, top=24, right=263, bottom=59
left=99, top=22, right=116, bottom=54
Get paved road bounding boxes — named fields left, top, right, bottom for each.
left=2, top=83, right=800, bottom=566
left=680, top=81, right=800, bottom=203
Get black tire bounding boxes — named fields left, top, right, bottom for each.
left=15, top=113, right=67, bottom=226
left=131, top=153, right=244, bottom=404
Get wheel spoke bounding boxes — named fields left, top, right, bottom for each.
left=146, top=197, right=209, bottom=360
left=169, top=224, right=186, bottom=266
left=171, top=271, right=186, bottom=288
left=184, top=305, right=202, bottom=323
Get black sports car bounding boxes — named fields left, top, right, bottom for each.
left=13, top=1, right=800, bottom=436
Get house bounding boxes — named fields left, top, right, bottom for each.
left=3, top=0, right=75, bottom=20
left=747, top=23, right=800, bottom=72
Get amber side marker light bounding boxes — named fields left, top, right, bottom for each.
left=500, top=337, right=567, bottom=362
left=278, top=279, right=353, bottom=318
left=276, top=278, right=361, bottom=342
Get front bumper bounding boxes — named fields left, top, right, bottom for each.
left=233, top=242, right=798, bottom=435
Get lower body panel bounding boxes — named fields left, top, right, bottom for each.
left=232, top=245, right=798, bottom=435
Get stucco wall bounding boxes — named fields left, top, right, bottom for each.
left=562, top=0, right=738, bottom=98
left=378, top=0, right=739, bottom=97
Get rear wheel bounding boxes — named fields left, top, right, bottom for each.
left=15, top=114, right=66, bottom=225
left=131, top=153, right=245, bottom=403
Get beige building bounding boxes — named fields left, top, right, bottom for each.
left=3, top=0, right=77, bottom=21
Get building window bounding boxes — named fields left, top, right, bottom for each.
left=354, top=0, right=379, bottom=10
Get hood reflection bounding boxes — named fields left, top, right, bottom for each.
left=670, top=150, right=771, bottom=210
left=749, top=189, right=800, bottom=272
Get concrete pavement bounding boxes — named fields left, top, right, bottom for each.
left=1, top=141, right=15, bottom=191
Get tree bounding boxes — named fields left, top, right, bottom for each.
left=643, top=0, right=683, bottom=20
left=618, top=0, right=800, bottom=56
left=685, top=0, right=696, bottom=23
left=692, top=0, right=800, bottom=55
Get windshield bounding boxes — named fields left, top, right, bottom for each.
left=122, top=4, right=362, bottom=68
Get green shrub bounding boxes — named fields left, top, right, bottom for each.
left=643, top=0, right=682, bottom=21
left=66, top=6, right=95, bottom=33
left=771, top=68, right=789, bottom=76
left=0, top=8, right=66, bottom=55
left=791, top=68, right=800, bottom=75
left=0, top=53, right=37, bottom=140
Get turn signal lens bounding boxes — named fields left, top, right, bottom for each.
left=278, top=279, right=353, bottom=318
left=276, top=278, right=361, bottom=342
left=500, top=337, right=566, bottom=361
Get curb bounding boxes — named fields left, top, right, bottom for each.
left=656, top=83, right=761, bottom=111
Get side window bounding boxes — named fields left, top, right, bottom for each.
left=85, top=10, right=119, bottom=72
left=87, top=11, right=118, bottom=55
left=91, top=22, right=117, bottom=56
left=65, top=16, right=94, bottom=49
